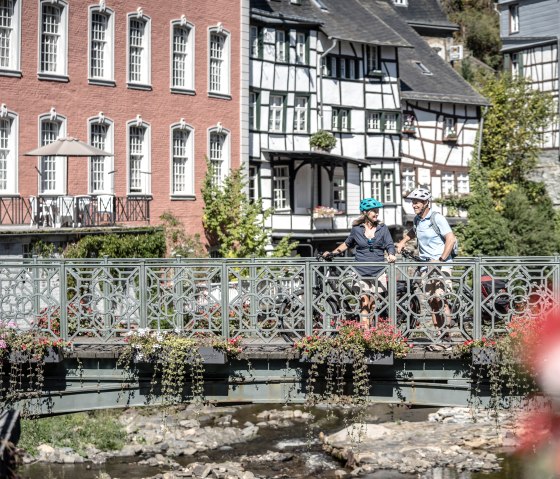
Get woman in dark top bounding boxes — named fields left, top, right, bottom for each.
left=324, top=197, right=396, bottom=328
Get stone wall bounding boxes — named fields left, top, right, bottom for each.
left=529, top=150, right=560, bottom=206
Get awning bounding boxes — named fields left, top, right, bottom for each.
left=261, top=149, right=373, bottom=166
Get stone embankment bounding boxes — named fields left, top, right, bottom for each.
left=22, top=406, right=518, bottom=479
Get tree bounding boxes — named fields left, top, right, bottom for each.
left=459, top=160, right=517, bottom=256
left=202, top=161, right=298, bottom=257
left=160, top=211, right=207, bottom=258
left=501, top=187, right=558, bottom=256
left=477, top=74, right=555, bottom=209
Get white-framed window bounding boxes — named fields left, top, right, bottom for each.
left=0, top=0, right=21, bottom=72
left=366, top=45, right=380, bottom=74
left=269, top=95, right=285, bottom=132
left=332, top=108, right=350, bottom=131
left=385, top=112, right=399, bottom=132
left=273, top=166, right=290, bottom=210
left=208, top=127, right=230, bottom=187
left=88, top=116, right=114, bottom=194
left=248, top=165, right=258, bottom=202
left=127, top=120, right=150, bottom=194
left=393, top=0, right=408, bottom=5
left=38, top=0, right=68, bottom=77
left=443, top=117, right=457, bottom=138
left=250, top=25, right=261, bottom=58
left=293, top=96, right=308, bottom=132
left=295, top=31, right=307, bottom=64
left=371, top=169, right=394, bottom=203
left=333, top=168, right=345, bottom=210
left=39, top=113, right=66, bottom=195
left=402, top=167, right=415, bottom=194
left=442, top=172, right=455, bottom=195
left=89, top=5, right=114, bottom=83
left=415, top=61, right=432, bottom=75
left=208, top=27, right=230, bottom=95
left=127, top=12, right=151, bottom=86
left=171, top=123, right=194, bottom=196
left=367, top=111, right=382, bottom=131
left=0, top=110, right=17, bottom=194
left=509, top=4, right=519, bottom=34
left=457, top=173, right=469, bottom=194
left=171, top=20, right=194, bottom=91
left=249, top=91, right=259, bottom=130
left=276, top=29, right=287, bottom=62
left=511, top=52, right=520, bottom=78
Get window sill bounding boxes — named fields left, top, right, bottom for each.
left=170, top=194, right=196, bottom=201
left=0, top=69, right=22, bottom=78
left=127, top=194, right=153, bottom=199
left=127, top=82, right=152, bottom=91
left=38, top=73, right=69, bottom=82
left=208, top=92, right=232, bottom=100
left=170, top=87, right=196, bottom=96
left=88, top=78, right=116, bottom=87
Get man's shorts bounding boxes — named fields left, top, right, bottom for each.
left=417, top=265, right=452, bottom=298
left=352, top=273, right=388, bottom=295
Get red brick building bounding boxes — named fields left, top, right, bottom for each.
left=0, top=0, right=245, bottom=254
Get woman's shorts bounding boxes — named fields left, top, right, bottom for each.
left=352, top=273, right=388, bottom=295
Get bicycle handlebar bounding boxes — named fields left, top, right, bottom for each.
left=400, top=249, right=427, bottom=262
left=316, top=251, right=343, bottom=262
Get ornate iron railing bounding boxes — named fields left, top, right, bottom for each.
left=0, top=256, right=558, bottom=345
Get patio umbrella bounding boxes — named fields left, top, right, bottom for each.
left=24, top=136, right=113, bottom=157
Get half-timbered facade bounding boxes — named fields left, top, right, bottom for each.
left=249, top=0, right=410, bottom=253
left=370, top=0, right=488, bottom=223
left=497, top=0, right=560, bottom=204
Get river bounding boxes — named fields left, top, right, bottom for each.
left=19, top=404, right=528, bottom=479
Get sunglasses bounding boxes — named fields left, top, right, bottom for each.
left=367, top=238, right=375, bottom=252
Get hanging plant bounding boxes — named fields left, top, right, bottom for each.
left=119, top=329, right=244, bottom=405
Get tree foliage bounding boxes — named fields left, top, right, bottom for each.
left=477, top=74, right=555, bottom=209
left=159, top=211, right=207, bottom=258
left=202, top=161, right=298, bottom=257
left=64, top=229, right=166, bottom=258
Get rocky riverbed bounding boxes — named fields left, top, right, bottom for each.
left=20, top=404, right=520, bottom=479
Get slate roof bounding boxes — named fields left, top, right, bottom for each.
left=388, top=0, right=458, bottom=31
left=358, top=0, right=488, bottom=106
left=251, top=0, right=411, bottom=47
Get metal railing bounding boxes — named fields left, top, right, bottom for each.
left=0, top=256, right=558, bottom=345
left=0, top=196, right=150, bottom=227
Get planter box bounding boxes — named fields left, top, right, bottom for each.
left=313, top=217, right=333, bottom=230
left=443, top=134, right=458, bottom=142
left=9, top=347, right=63, bottom=364
left=133, top=347, right=227, bottom=365
left=402, top=127, right=416, bottom=134
left=300, top=351, right=393, bottom=365
left=472, top=347, right=497, bottom=365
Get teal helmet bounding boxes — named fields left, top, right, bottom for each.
left=359, top=197, right=383, bottom=212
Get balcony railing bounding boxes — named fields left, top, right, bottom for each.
left=0, top=195, right=150, bottom=228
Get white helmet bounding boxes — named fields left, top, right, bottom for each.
left=406, top=187, right=432, bottom=201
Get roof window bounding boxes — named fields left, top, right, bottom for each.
left=311, top=0, right=329, bottom=11
left=393, top=0, right=408, bottom=6
left=415, top=62, right=433, bottom=75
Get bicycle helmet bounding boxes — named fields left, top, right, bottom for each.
left=359, top=197, right=384, bottom=212
left=406, top=187, right=432, bottom=201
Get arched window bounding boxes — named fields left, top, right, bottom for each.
left=88, top=4, right=114, bottom=84
left=0, top=107, right=18, bottom=194
left=0, top=0, right=22, bottom=73
left=170, top=18, right=194, bottom=92
left=127, top=117, right=150, bottom=194
left=208, top=126, right=230, bottom=187
left=88, top=114, right=114, bottom=194
left=38, top=0, right=68, bottom=79
left=208, top=26, right=230, bottom=96
left=171, top=122, right=194, bottom=196
left=127, top=10, right=151, bottom=87
left=38, top=111, right=67, bottom=194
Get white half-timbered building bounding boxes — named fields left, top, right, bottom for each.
left=246, top=0, right=488, bottom=254
left=372, top=0, right=488, bottom=223
left=497, top=0, right=560, bottom=202
left=249, top=0, right=410, bottom=253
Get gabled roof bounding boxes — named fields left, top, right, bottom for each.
left=358, top=0, right=489, bottom=106
left=251, top=0, right=411, bottom=47
left=387, top=0, right=458, bottom=32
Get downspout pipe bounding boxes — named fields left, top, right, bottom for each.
left=318, top=37, right=337, bottom=130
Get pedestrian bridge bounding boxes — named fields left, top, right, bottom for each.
left=0, top=255, right=556, bottom=414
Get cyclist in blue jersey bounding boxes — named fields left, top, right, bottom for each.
left=325, top=197, right=396, bottom=328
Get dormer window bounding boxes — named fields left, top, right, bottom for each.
left=393, top=0, right=408, bottom=6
